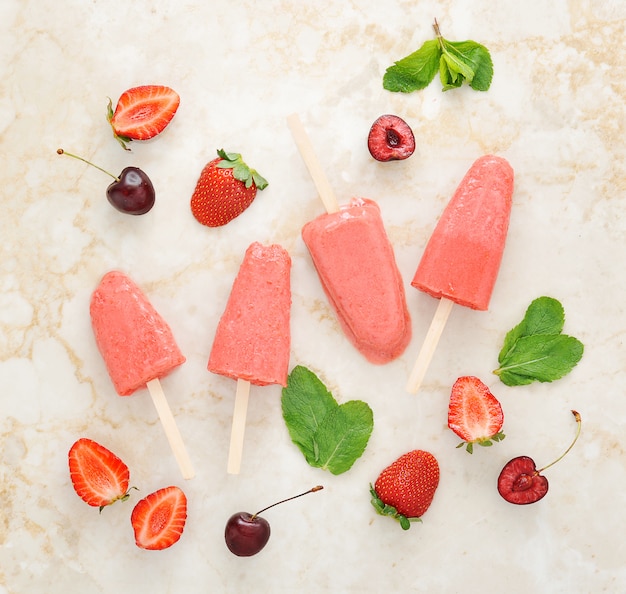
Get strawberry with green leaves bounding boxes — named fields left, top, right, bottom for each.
left=131, top=486, right=187, bottom=550
left=190, top=149, right=268, bottom=227
left=370, top=450, right=439, bottom=530
left=68, top=438, right=133, bottom=511
left=107, top=85, right=180, bottom=150
left=448, top=376, right=505, bottom=453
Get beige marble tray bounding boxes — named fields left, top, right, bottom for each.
left=2, top=1, right=625, bottom=592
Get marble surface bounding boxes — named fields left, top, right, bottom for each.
left=2, top=1, right=625, bottom=592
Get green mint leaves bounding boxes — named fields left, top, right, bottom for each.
left=383, top=19, right=493, bottom=93
left=494, top=297, right=584, bottom=386
left=281, top=365, right=373, bottom=475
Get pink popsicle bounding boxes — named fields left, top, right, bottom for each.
left=90, top=270, right=194, bottom=479
left=302, top=197, right=411, bottom=364
left=90, top=270, right=186, bottom=396
left=412, top=155, right=514, bottom=311
left=208, top=242, right=292, bottom=474
left=208, top=242, right=292, bottom=386
left=407, top=155, right=514, bottom=393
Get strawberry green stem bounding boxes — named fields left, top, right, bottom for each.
left=536, top=410, right=582, bottom=474
left=57, top=148, right=120, bottom=181
left=250, top=486, right=323, bottom=520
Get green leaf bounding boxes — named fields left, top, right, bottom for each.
left=495, top=334, right=584, bottom=386
left=383, top=39, right=441, bottom=93
left=314, top=400, right=374, bottom=475
left=382, top=22, right=493, bottom=94
left=439, top=40, right=493, bottom=91
left=499, top=296, right=566, bottom=364
left=282, top=366, right=373, bottom=474
left=281, top=366, right=337, bottom=466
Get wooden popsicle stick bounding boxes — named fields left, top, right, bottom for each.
left=287, top=113, right=339, bottom=214
left=146, top=378, right=195, bottom=479
left=406, top=297, right=454, bottom=394
left=227, top=379, right=251, bottom=474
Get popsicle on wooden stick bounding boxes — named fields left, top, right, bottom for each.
left=208, top=242, right=292, bottom=474
left=287, top=113, right=411, bottom=364
left=90, top=271, right=195, bottom=479
left=406, top=155, right=514, bottom=394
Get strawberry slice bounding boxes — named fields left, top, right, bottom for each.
left=447, top=376, right=505, bottom=453
left=68, top=438, right=132, bottom=511
left=107, top=85, right=180, bottom=150
left=131, top=486, right=187, bottom=550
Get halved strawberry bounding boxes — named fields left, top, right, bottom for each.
left=68, top=438, right=132, bottom=511
left=131, top=486, right=187, bottom=550
left=190, top=149, right=268, bottom=227
left=107, top=85, right=180, bottom=150
left=370, top=449, right=440, bottom=530
left=448, top=376, right=505, bottom=454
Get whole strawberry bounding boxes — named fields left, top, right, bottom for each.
left=190, top=149, right=268, bottom=227
left=370, top=449, right=439, bottom=530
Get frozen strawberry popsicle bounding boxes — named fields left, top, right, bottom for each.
left=90, top=270, right=194, bottom=479
left=287, top=113, right=411, bottom=365
left=412, top=155, right=514, bottom=311
left=90, top=271, right=186, bottom=396
left=407, top=155, right=514, bottom=393
left=208, top=241, right=292, bottom=474
left=208, top=242, right=292, bottom=386
left=302, top=197, right=411, bottom=364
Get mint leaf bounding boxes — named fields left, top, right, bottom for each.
left=281, top=366, right=337, bottom=466
left=498, top=297, right=565, bottom=364
left=383, top=39, right=441, bottom=93
left=383, top=20, right=493, bottom=94
left=439, top=40, right=493, bottom=91
left=282, top=366, right=374, bottom=474
left=494, top=297, right=584, bottom=386
left=314, top=400, right=373, bottom=475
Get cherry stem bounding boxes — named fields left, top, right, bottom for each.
left=250, top=486, right=323, bottom=520
left=57, top=148, right=120, bottom=181
left=536, top=410, right=582, bottom=474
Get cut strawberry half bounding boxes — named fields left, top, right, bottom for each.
left=68, top=438, right=132, bottom=511
left=447, top=376, right=505, bottom=453
left=131, top=486, right=187, bottom=550
left=107, top=85, right=180, bottom=150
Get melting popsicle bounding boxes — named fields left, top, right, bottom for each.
left=288, top=113, right=411, bottom=364
left=208, top=242, right=292, bottom=474
left=406, top=155, right=514, bottom=393
left=302, top=198, right=411, bottom=363
left=90, top=270, right=194, bottom=479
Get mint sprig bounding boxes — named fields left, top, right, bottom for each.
left=383, top=19, right=493, bottom=93
left=281, top=366, right=373, bottom=475
left=494, top=297, right=584, bottom=386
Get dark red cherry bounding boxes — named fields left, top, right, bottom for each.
left=106, top=167, right=154, bottom=214
left=57, top=149, right=155, bottom=215
left=497, top=411, right=581, bottom=505
left=225, top=486, right=323, bottom=557
left=225, top=512, right=270, bottom=557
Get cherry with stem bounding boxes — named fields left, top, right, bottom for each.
left=57, top=148, right=155, bottom=215
left=497, top=410, right=582, bottom=505
left=225, top=486, right=323, bottom=557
